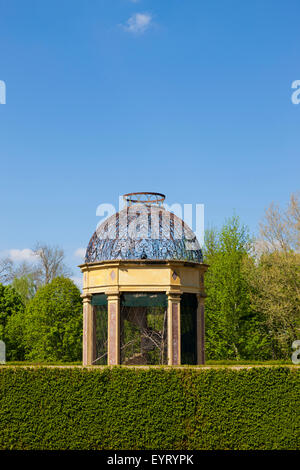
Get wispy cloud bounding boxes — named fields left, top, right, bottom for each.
left=7, top=248, right=37, bottom=262
left=122, top=12, right=152, bottom=34
left=74, top=248, right=86, bottom=259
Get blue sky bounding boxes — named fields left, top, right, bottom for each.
left=0, top=0, right=299, bottom=283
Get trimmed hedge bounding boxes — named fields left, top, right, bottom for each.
left=0, top=367, right=299, bottom=450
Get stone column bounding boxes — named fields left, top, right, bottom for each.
left=82, top=294, right=96, bottom=366
left=167, top=292, right=181, bottom=365
left=196, top=294, right=205, bottom=365
left=107, top=292, right=120, bottom=365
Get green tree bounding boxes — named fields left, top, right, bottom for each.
left=0, top=283, right=25, bottom=360
left=23, top=277, right=82, bottom=362
left=244, top=193, right=300, bottom=358
left=203, top=216, right=271, bottom=360
left=12, top=275, right=36, bottom=305
left=244, top=251, right=300, bottom=359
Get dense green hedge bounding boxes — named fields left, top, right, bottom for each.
left=0, top=367, right=299, bottom=450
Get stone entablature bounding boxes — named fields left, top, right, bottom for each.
left=80, top=260, right=207, bottom=297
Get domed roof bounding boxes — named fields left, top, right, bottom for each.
left=85, top=193, right=203, bottom=264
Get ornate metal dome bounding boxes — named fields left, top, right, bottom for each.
left=85, top=193, right=203, bottom=263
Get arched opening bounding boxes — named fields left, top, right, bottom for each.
left=180, top=293, right=198, bottom=365
left=120, top=293, right=168, bottom=365
left=91, top=294, right=108, bottom=365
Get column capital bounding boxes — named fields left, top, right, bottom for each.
left=81, top=294, right=92, bottom=303
left=196, top=292, right=207, bottom=301
left=106, top=291, right=120, bottom=301
left=166, top=291, right=181, bottom=302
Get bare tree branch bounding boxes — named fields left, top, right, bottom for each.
left=0, top=257, right=13, bottom=284
left=259, top=193, right=300, bottom=254
left=33, top=243, right=72, bottom=284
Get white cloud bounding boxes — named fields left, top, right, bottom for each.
left=122, top=12, right=152, bottom=34
left=74, top=248, right=86, bottom=259
left=8, top=249, right=37, bottom=262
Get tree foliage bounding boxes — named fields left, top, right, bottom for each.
left=244, top=193, right=300, bottom=358
left=12, top=275, right=36, bottom=305
left=0, top=283, right=25, bottom=360
left=21, top=277, right=82, bottom=362
left=203, top=216, right=271, bottom=360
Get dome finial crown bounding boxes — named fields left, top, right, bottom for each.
left=123, top=192, right=165, bottom=207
